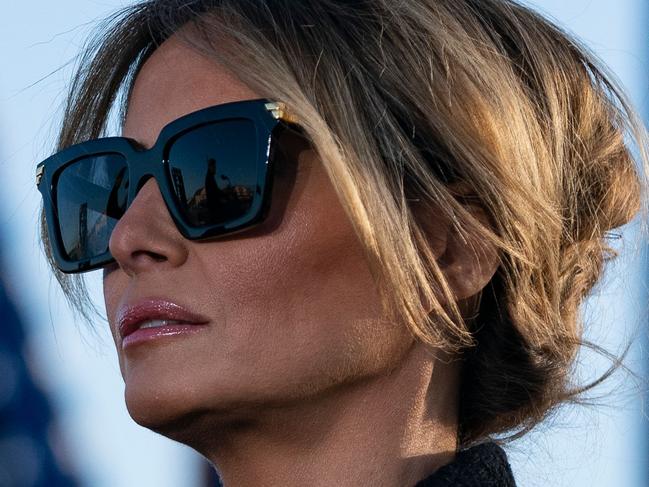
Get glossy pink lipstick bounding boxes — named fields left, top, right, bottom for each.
left=117, top=299, right=209, bottom=350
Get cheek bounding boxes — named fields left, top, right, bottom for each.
left=194, top=159, right=413, bottom=394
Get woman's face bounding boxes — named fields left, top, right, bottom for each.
left=102, top=34, right=416, bottom=437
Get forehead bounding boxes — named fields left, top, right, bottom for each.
left=123, top=32, right=261, bottom=148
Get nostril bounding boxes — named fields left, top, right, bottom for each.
left=132, top=250, right=167, bottom=263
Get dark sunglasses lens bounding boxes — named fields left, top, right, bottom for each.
left=54, top=154, right=129, bottom=261
left=167, top=119, right=259, bottom=227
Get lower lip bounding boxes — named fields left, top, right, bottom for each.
left=121, top=323, right=208, bottom=350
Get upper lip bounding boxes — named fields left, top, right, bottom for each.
left=117, top=298, right=210, bottom=339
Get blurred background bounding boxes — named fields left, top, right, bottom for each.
left=0, top=1, right=647, bottom=486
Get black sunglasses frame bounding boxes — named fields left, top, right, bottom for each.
left=36, top=98, right=300, bottom=274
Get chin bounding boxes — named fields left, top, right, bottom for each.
left=124, top=383, right=212, bottom=444
left=123, top=379, right=263, bottom=454
left=123, top=380, right=195, bottom=429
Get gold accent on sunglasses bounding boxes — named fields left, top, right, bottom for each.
left=265, top=101, right=300, bottom=124
left=36, top=164, right=44, bottom=186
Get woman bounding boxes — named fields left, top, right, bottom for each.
left=35, top=0, right=648, bottom=485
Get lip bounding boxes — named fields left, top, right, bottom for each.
left=117, top=298, right=210, bottom=347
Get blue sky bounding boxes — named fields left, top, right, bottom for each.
left=0, top=1, right=647, bottom=486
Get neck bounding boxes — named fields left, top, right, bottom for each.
left=200, top=343, right=459, bottom=487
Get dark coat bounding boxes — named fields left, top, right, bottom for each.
left=415, top=441, right=517, bottom=486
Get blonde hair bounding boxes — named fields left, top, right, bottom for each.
left=42, top=0, right=649, bottom=448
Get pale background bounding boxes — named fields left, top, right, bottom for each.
left=0, top=1, right=646, bottom=486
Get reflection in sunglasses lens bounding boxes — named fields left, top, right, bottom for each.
left=167, top=119, right=258, bottom=227
left=55, top=154, right=128, bottom=261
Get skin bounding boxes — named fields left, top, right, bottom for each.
left=102, top=32, right=500, bottom=487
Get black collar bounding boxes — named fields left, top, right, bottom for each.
left=414, top=441, right=517, bottom=486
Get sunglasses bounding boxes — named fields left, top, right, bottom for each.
left=36, top=98, right=302, bottom=274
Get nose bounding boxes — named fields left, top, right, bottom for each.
left=108, top=176, right=189, bottom=276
